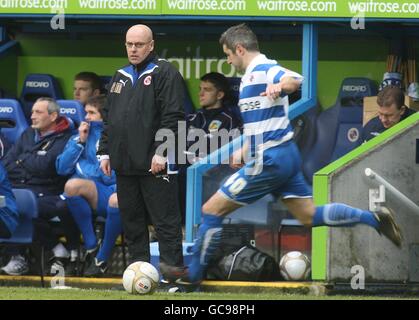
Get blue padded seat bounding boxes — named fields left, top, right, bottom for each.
left=0, top=99, right=29, bottom=143
left=303, top=77, right=378, bottom=183
left=57, top=100, right=86, bottom=127
left=0, top=188, right=38, bottom=244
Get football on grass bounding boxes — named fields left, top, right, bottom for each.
left=122, top=261, right=159, bottom=294
left=279, top=251, right=311, bottom=281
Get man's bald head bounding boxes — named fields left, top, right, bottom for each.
left=126, top=24, right=153, bottom=42
left=125, top=24, right=154, bottom=65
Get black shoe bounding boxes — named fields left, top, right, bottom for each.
left=83, top=246, right=99, bottom=263
left=159, top=262, right=194, bottom=285
left=81, top=246, right=99, bottom=274
left=374, top=206, right=402, bottom=248
left=84, top=258, right=107, bottom=277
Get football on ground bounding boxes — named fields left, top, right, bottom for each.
left=122, top=261, right=160, bottom=294
left=279, top=251, right=311, bottom=281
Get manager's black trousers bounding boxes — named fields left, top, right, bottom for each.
left=116, top=174, right=183, bottom=267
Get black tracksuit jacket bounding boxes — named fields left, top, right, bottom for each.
left=98, top=53, right=185, bottom=175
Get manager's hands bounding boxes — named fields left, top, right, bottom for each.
left=150, top=154, right=167, bottom=175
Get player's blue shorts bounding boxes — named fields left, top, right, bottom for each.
left=219, top=141, right=312, bottom=205
left=94, top=181, right=117, bottom=217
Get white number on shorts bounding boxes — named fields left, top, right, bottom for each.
left=228, top=178, right=247, bottom=196
left=224, top=172, right=240, bottom=187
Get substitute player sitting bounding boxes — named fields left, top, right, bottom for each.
left=160, top=23, right=402, bottom=285
left=56, top=95, right=122, bottom=276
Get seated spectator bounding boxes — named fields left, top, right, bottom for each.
left=1, top=97, right=79, bottom=276
left=73, top=72, right=102, bottom=106
left=362, top=86, right=416, bottom=141
left=179, top=72, right=242, bottom=223
left=0, top=162, right=18, bottom=239
left=56, top=95, right=121, bottom=277
left=186, top=72, right=242, bottom=162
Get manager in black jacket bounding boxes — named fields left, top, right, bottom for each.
left=98, top=24, right=184, bottom=268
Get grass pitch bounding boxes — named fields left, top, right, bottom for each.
left=0, top=286, right=416, bottom=300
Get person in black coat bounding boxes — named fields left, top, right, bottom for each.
left=98, top=25, right=185, bottom=269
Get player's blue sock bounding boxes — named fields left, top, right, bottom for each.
left=66, top=195, right=97, bottom=250
left=96, top=206, right=122, bottom=263
left=187, top=214, right=223, bottom=282
left=313, top=203, right=379, bottom=228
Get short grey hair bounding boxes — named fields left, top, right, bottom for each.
left=219, top=23, right=259, bottom=53
left=35, top=97, right=60, bottom=115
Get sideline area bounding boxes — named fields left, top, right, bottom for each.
left=0, top=275, right=327, bottom=295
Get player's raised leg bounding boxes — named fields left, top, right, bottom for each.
left=283, top=197, right=402, bottom=247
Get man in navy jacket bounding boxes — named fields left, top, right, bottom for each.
left=363, top=86, right=416, bottom=141
left=1, top=97, right=78, bottom=276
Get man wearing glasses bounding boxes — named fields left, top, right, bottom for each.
left=362, top=85, right=416, bottom=141
left=97, top=25, right=185, bottom=271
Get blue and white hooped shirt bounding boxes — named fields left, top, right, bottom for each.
left=239, top=54, right=304, bottom=152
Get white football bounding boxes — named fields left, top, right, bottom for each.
left=122, top=261, right=160, bottom=295
left=279, top=251, right=311, bottom=281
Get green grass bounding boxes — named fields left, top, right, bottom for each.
left=0, top=286, right=417, bottom=300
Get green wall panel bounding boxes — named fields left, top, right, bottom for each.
left=10, top=35, right=389, bottom=110
left=0, top=54, right=18, bottom=96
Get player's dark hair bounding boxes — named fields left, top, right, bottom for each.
left=85, top=94, right=107, bottom=119
left=75, top=72, right=102, bottom=92
left=219, top=23, right=259, bottom=53
left=200, top=72, right=231, bottom=103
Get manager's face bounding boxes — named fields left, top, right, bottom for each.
left=125, top=26, right=154, bottom=65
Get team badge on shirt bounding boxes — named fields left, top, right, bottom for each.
left=208, top=120, right=222, bottom=131
left=144, top=75, right=152, bottom=86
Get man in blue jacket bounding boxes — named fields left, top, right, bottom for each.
left=0, top=163, right=18, bottom=239
left=56, top=95, right=121, bottom=277
left=1, top=97, right=77, bottom=276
